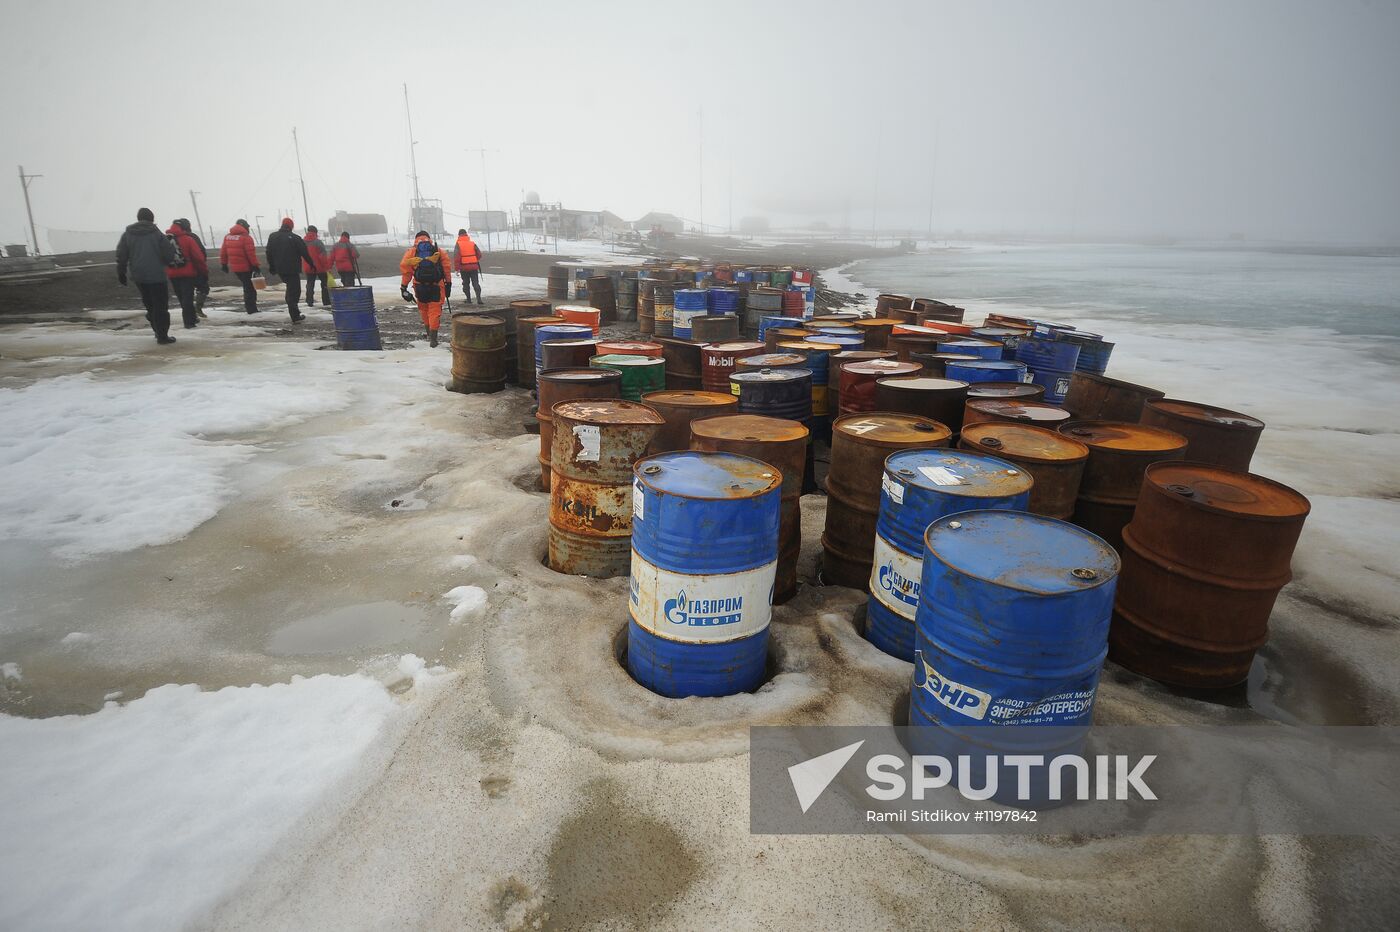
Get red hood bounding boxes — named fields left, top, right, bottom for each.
left=305, top=231, right=321, bottom=243
left=166, top=224, right=184, bottom=236
left=229, top=223, right=250, bottom=235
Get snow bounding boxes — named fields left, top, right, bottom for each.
left=1, top=663, right=20, bottom=681
left=444, top=584, right=488, bottom=622
left=0, top=662, right=445, bottom=932
left=59, top=632, right=94, bottom=647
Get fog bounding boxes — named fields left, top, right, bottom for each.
left=1, top=0, right=1397, bottom=248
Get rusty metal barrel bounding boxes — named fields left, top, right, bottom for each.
left=821, top=413, right=951, bottom=590
left=832, top=350, right=896, bottom=415
left=1063, top=372, right=1165, bottom=422
left=448, top=315, right=507, bottom=394
left=638, top=279, right=657, bottom=333
left=515, top=314, right=564, bottom=389
left=653, top=283, right=675, bottom=338
left=587, top=275, right=616, bottom=323
left=536, top=368, right=622, bottom=490
left=540, top=337, right=599, bottom=371
left=889, top=332, right=942, bottom=362
left=1058, top=420, right=1188, bottom=552
left=1111, top=462, right=1310, bottom=688
left=912, top=352, right=979, bottom=377
left=959, top=422, right=1088, bottom=519
left=547, top=399, right=663, bottom=578
left=701, top=341, right=765, bottom=393
left=873, top=376, right=970, bottom=434
left=1140, top=399, right=1265, bottom=472
left=876, top=294, right=914, bottom=316
left=692, top=314, right=741, bottom=343
left=478, top=304, right=521, bottom=384
left=853, top=318, right=901, bottom=350
left=963, top=398, right=1073, bottom=429
left=643, top=390, right=739, bottom=454
left=657, top=336, right=703, bottom=390
left=597, top=340, right=663, bottom=358
left=691, top=414, right=809, bottom=603
left=546, top=265, right=570, bottom=300
left=967, top=381, right=1045, bottom=402
left=764, top=326, right=811, bottom=352
left=838, top=359, right=921, bottom=415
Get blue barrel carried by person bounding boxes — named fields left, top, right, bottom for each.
left=945, top=359, right=1028, bottom=384
left=910, top=510, right=1119, bottom=804
left=1016, top=338, right=1081, bottom=404
left=707, top=287, right=740, bottom=316
left=868, top=451, right=1032, bottom=662
left=673, top=288, right=709, bottom=339
left=329, top=286, right=382, bottom=350
left=628, top=451, right=782, bottom=697
left=535, top=323, right=592, bottom=371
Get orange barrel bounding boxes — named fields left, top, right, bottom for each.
left=1063, top=372, right=1165, bottom=422
left=852, top=318, right=901, bottom=350
left=821, top=413, right=951, bottom=590
left=1111, top=462, right=1310, bottom=688
left=642, top=390, right=739, bottom=454
left=963, top=398, right=1074, bottom=429
left=447, top=314, right=508, bottom=394
left=536, top=368, right=622, bottom=490
left=873, top=376, right=969, bottom=433
left=548, top=400, right=662, bottom=578
left=656, top=337, right=704, bottom=390
left=1058, top=420, right=1188, bottom=552
left=875, top=294, right=914, bottom=316
left=765, top=326, right=811, bottom=352
left=1139, top=399, right=1265, bottom=473
left=691, top=414, right=810, bottom=603
left=557, top=304, right=601, bottom=335
left=959, top=422, right=1089, bottom=519
left=516, top=315, right=565, bottom=388
left=597, top=340, right=663, bottom=358
left=701, top=341, right=766, bottom=393
left=837, top=359, right=921, bottom=415
left=692, top=314, right=741, bottom=343
left=539, top=337, right=599, bottom=370
left=831, top=350, right=896, bottom=414
left=926, top=321, right=975, bottom=336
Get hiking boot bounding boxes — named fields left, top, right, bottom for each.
left=196, top=309, right=208, bottom=319
left=157, top=336, right=177, bottom=345
left=428, top=329, right=439, bottom=347
left=291, top=313, right=306, bottom=323
left=184, top=323, right=198, bottom=329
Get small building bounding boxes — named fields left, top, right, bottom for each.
left=325, top=211, right=389, bottom=237
left=633, top=211, right=685, bottom=235
left=468, top=210, right=508, bottom=234
left=409, top=200, right=446, bottom=237
left=519, top=197, right=628, bottom=239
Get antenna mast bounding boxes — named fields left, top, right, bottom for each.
left=404, top=84, right=423, bottom=231
left=292, top=128, right=311, bottom=226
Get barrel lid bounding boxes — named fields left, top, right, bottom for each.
left=924, top=511, right=1120, bottom=594
left=541, top=338, right=597, bottom=347
left=690, top=414, right=808, bottom=443
left=553, top=399, right=664, bottom=425
left=967, top=382, right=1042, bottom=398
left=833, top=413, right=951, bottom=445
left=1060, top=420, right=1188, bottom=452
left=914, top=353, right=980, bottom=363
left=730, top=367, right=813, bottom=384
left=875, top=376, right=970, bottom=393
left=770, top=327, right=810, bottom=338
left=1145, top=462, right=1309, bottom=518
left=811, top=327, right=860, bottom=336
left=1146, top=398, right=1265, bottom=431
left=855, top=318, right=902, bottom=327
left=968, top=399, right=1072, bottom=422
left=704, top=341, right=764, bottom=353
left=451, top=315, right=501, bottom=327
left=843, top=360, right=922, bottom=377
left=736, top=353, right=805, bottom=368
left=641, top=390, right=737, bottom=408
left=893, top=325, right=948, bottom=336
left=591, top=354, right=661, bottom=367
left=886, top=448, right=1034, bottom=498
left=972, top=327, right=1021, bottom=337
left=811, top=315, right=861, bottom=324
left=961, top=422, right=1089, bottom=464
left=834, top=350, right=896, bottom=363
left=554, top=304, right=599, bottom=315
left=781, top=340, right=841, bottom=353
left=538, top=324, right=592, bottom=336
left=520, top=315, right=566, bottom=325
left=598, top=341, right=663, bottom=353
left=539, top=367, right=619, bottom=382
left=949, top=360, right=1025, bottom=372
left=634, top=450, right=782, bottom=499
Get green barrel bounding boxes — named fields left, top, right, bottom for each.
left=591, top=354, right=666, bottom=401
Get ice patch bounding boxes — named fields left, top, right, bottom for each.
left=59, top=632, right=93, bottom=647
left=1, top=662, right=20, bottom=682
left=447, top=553, right=478, bottom=570
left=444, top=585, right=488, bottom=622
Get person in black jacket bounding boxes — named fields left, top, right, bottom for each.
left=115, top=207, right=179, bottom=344
left=264, top=218, right=313, bottom=322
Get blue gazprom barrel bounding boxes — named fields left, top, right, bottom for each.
left=536, top=324, right=592, bottom=371
left=673, top=289, right=709, bottom=339
left=328, top=286, right=382, bottom=350
left=945, top=359, right=1028, bottom=384
left=628, top=451, right=782, bottom=697
left=1016, top=339, right=1081, bottom=404
left=708, top=287, right=740, bottom=316
left=573, top=267, right=593, bottom=299
left=868, top=451, right=1032, bottom=662
left=937, top=340, right=1002, bottom=360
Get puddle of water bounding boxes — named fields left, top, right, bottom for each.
left=267, top=601, right=429, bottom=656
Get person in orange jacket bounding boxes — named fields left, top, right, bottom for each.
left=399, top=231, right=452, bottom=347
left=453, top=228, right=483, bottom=305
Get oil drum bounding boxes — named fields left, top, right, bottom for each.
left=966, top=381, right=1045, bottom=402
left=1063, top=372, right=1165, bottom=422
left=590, top=354, right=665, bottom=401
left=837, top=360, right=921, bottom=415
left=701, top=341, right=765, bottom=393
left=692, top=314, right=741, bottom=343
left=853, top=318, right=901, bottom=350
left=515, top=315, right=564, bottom=389
left=536, top=368, right=622, bottom=490
left=911, top=352, right=979, bottom=377
left=556, top=304, right=601, bottom=335
left=963, top=398, right=1071, bottom=429
left=873, top=376, right=969, bottom=434
left=597, top=340, right=663, bottom=358
left=656, top=337, right=703, bottom=390
left=641, top=390, right=738, bottom=454
left=539, top=337, right=599, bottom=371
left=776, top=341, right=840, bottom=422
left=831, top=350, right=896, bottom=414
left=959, top=422, right=1088, bottom=519
left=447, top=314, right=507, bottom=394
left=1140, top=399, right=1265, bottom=473
left=1059, top=420, right=1188, bottom=552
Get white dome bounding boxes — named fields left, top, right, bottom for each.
left=524, top=190, right=541, bottom=205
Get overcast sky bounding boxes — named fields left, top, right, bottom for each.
left=1, top=0, right=1397, bottom=247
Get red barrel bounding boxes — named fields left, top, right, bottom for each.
left=838, top=359, right=921, bottom=415
left=701, top=341, right=766, bottom=393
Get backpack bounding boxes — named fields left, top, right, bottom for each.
left=412, top=252, right=443, bottom=285
left=166, top=233, right=187, bottom=268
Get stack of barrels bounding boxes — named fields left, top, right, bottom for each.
left=447, top=314, right=507, bottom=394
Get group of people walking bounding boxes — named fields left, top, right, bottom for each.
left=116, top=208, right=486, bottom=346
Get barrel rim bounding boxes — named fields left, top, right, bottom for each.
left=1142, top=460, right=1310, bottom=520
left=689, top=413, right=809, bottom=443
left=634, top=450, right=783, bottom=500
left=960, top=422, right=1090, bottom=463
left=1058, top=419, right=1189, bottom=453
left=923, top=509, right=1121, bottom=594
left=1143, top=397, right=1266, bottom=431
left=884, top=448, right=1035, bottom=497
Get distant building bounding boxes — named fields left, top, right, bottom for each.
left=409, top=200, right=446, bottom=237
left=468, top=210, right=508, bottom=234
left=325, top=211, right=389, bottom=237
left=519, top=197, right=628, bottom=238
left=634, top=211, right=685, bottom=235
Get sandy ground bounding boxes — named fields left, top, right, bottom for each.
left=1, top=243, right=1396, bottom=930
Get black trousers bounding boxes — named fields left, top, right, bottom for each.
left=338, top=270, right=356, bottom=287
left=282, top=273, right=302, bottom=318
left=460, top=270, right=481, bottom=302
left=171, top=277, right=198, bottom=327
left=136, top=281, right=170, bottom=339
left=305, top=272, right=330, bottom=304
left=234, top=270, right=259, bottom=313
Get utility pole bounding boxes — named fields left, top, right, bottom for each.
left=189, top=190, right=206, bottom=245
left=18, top=165, right=42, bottom=255
left=292, top=128, right=311, bottom=230
left=697, top=107, right=704, bottom=236
left=404, top=84, right=423, bottom=232
left=464, top=147, right=499, bottom=250
left=728, top=163, right=733, bottom=235
left=254, top=215, right=265, bottom=246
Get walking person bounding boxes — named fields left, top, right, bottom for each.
left=264, top=218, right=313, bottom=322
left=453, top=228, right=484, bottom=305
left=166, top=219, right=208, bottom=329
left=115, top=207, right=178, bottom=344
left=399, top=231, right=452, bottom=347
left=330, top=231, right=360, bottom=287
left=220, top=219, right=262, bottom=314
left=174, top=219, right=210, bottom=319
left=302, top=225, right=333, bottom=307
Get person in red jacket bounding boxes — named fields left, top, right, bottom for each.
left=166, top=221, right=209, bottom=329
left=301, top=225, right=333, bottom=307
left=219, top=219, right=262, bottom=314
left=453, top=228, right=483, bottom=305
left=399, top=231, right=452, bottom=347
left=330, top=231, right=360, bottom=287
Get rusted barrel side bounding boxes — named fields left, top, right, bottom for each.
left=515, top=314, right=564, bottom=389
left=587, top=275, right=616, bottom=323
left=548, top=400, right=663, bottom=578
left=821, top=413, right=951, bottom=590
left=764, top=326, right=810, bottom=352
left=837, top=360, right=921, bottom=415
left=692, top=314, right=741, bottom=343
left=831, top=350, right=896, bottom=415
left=657, top=337, right=704, bottom=391
left=959, top=422, right=1088, bottom=519
left=1140, top=398, right=1265, bottom=472
left=643, top=390, right=739, bottom=454
left=690, top=414, right=809, bottom=604
left=873, top=376, right=969, bottom=434
left=597, top=340, right=663, bottom=358
left=546, top=266, right=570, bottom=300
left=1063, top=372, right=1165, bottom=422
left=876, top=294, right=914, bottom=316
left=478, top=304, right=521, bottom=384
left=638, top=279, right=657, bottom=334
left=448, top=315, right=507, bottom=394
left=1111, top=462, right=1310, bottom=687
left=540, top=338, right=599, bottom=371
left=536, top=369, right=622, bottom=490
left=1058, top=420, right=1188, bottom=551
